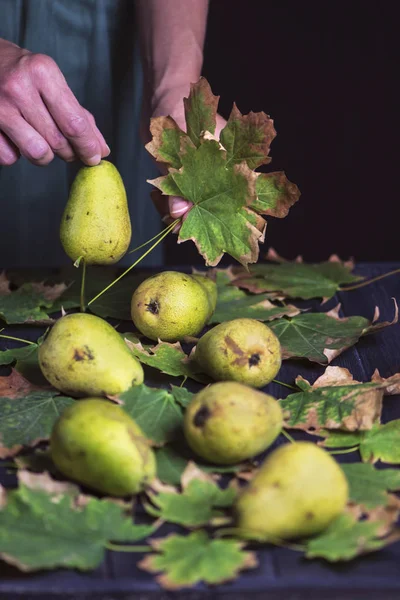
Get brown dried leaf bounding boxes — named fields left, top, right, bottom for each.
left=17, top=470, right=80, bottom=497
left=30, top=282, right=68, bottom=302
left=180, top=462, right=217, bottom=489
left=0, top=369, right=44, bottom=399
left=372, top=369, right=400, bottom=396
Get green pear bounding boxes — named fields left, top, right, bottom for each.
left=195, top=318, right=281, bottom=388
left=131, top=271, right=210, bottom=342
left=191, top=274, right=218, bottom=320
left=39, top=313, right=143, bottom=397
left=184, top=382, right=283, bottom=464
left=60, top=160, right=131, bottom=264
left=50, top=398, right=156, bottom=496
left=235, top=442, right=349, bottom=540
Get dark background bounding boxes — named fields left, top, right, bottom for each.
left=166, top=1, right=398, bottom=265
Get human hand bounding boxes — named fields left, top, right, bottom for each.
left=0, top=39, right=109, bottom=167
left=149, top=97, right=226, bottom=232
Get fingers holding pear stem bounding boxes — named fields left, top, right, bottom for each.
left=87, top=219, right=179, bottom=307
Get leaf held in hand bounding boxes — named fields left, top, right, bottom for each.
left=220, top=103, right=276, bottom=169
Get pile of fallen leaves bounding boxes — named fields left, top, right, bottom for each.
left=1, top=251, right=400, bottom=590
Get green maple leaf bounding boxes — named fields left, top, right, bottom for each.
left=183, top=77, right=219, bottom=146
left=280, top=368, right=393, bottom=432
left=341, top=463, right=400, bottom=508
left=146, top=116, right=190, bottom=169
left=146, top=78, right=298, bottom=267
left=251, top=172, right=300, bottom=216
left=0, top=342, right=38, bottom=366
left=269, top=311, right=374, bottom=364
left=119, top=384, right=184, bottom=445
left=150, top=139, right=264, bottom=267
left=169, top=386, right=194, bottom=408
left=210, top=271, right=299, bottom=324
left=322, top=421, right=400, bottom=464
left=233, top=260, right=360, bottom=299
left=145, top=479, right=236, bottom=527
left=0, top=484, right=152, bottom=571
left=139, top=530, right=257, bottom=590
left=0, top=284, right=55, bottom=325
left=124, top=339, right=207, bottom=383
left=0, top=391, right=75, bottom=457
left=155, top=445, right=241, bottom=486
left=305, top=514, right=388, bottom=562
left=220, top=103, right=276, bottom=169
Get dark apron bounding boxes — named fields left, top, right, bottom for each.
left=0, top=0, right=161, bottom=267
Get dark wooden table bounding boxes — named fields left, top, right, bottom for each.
left=1, top=263, right=400, bottom=600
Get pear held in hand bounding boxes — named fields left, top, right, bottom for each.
left=131, top=271, right=211, bottom=342
left=184, top=381, right=283, bottom=464
left=195, top=318, right=281, bottom=388
left=235, top=441, right=349, bottom=540
left=39, top=313, right=144, bottom=397
left=60, top=160, right=131, bottom=264
left=50, top=398, right=156, bottom=496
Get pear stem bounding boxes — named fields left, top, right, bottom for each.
left=272, top=379, right=297, bottom=391
left=327, top=446, right=359, bottom=455
left=87, top=219, right=179, bottom=307
left=105, top=543, right=151, bottom=553
left=339, top=268, right=400, bottom=292
left=128, top=226, right=174, bottom=254
left=0, top=329, right=36, bottom=346
left=80, top=259, right=87, bottom=313
left=281, top=429, right=296, bottom=443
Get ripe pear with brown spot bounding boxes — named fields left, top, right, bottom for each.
left=191, top=274, right=218, bottom=320
left=39, top=313, right=143, bottom=397
left=195, top=318, right=281, bottom=388
left=50, top=398, right=156, bottom=496
left=235, top=442, right=349, bottom=541
left=131, top=271, right=211, bottom=342
left=60, top=160, right=131, bottom=264
left=184, top=381, right=283, bottom=464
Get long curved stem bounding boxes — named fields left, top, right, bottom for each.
left=327, top=446, right=359, bottom=455
left=339, top=268, right=400, bottom=292
left=0, top=331, right=35, bottom=346
left=128, top=226, right=174, bottom=254
left=105, top=543, right=151, bottom=553
left=87, top=219, right=179, bottom=307
left=80, top=259, right=87, bottom=313
left=273, top=379, right=297, bottom=391
left=281, top=429, right=296, bottom=443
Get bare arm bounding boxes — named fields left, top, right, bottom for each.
left=136, top=0, right=209, bottom=132
left=136, top=0, right=225, bottom=223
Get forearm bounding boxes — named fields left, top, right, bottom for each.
left=135, top=0, right=209, bottom=117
